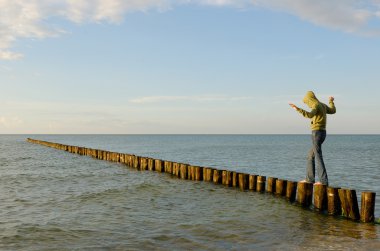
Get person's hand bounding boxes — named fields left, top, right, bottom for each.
left=329, top=96, right=334, bottom=102
left=289, top=103, right=298, bottom=110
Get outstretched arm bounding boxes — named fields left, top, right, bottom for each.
left=326, top=96, right=336, bottom=114
left=289, top=103, right=317, bottom=118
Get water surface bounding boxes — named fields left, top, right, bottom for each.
left=1, top=135, right=379, bottom=250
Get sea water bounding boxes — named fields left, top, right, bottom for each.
left=1, top=135, right=379, bottom=250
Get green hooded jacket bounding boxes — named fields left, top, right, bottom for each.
left=296, top=91, right=336, bottom=131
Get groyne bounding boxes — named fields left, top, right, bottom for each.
left=27, top=138, right=377, bottom=223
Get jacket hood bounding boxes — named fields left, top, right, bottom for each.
left=303, top=91, right=319, bottom=108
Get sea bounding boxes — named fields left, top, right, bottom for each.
left=0, top=134, right=379, bottom=250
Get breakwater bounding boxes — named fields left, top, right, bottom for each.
left=27, top=138, right=377, bottom=223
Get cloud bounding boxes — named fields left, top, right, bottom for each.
left=0, top=51, right=23, bottom=60
left=1, top=0, right=380, bottom=60
left=256, top=0, right=380, bottom=35
left=129, top=95, right=254, bottom=104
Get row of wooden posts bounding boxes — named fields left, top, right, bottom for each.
left=27, top=138, right=377, bottom=223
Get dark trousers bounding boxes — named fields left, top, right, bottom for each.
left=306, top=130, right=328, bottom=185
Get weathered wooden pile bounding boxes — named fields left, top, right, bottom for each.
left=27, top=138, right=377, bottom=223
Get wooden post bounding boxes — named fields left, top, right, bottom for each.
left=168, top=161, right=174, bottom=174
left=275, top=179, right=287, bottom=196
left=296, top=182, right=313, bottom=207
left=256, top=176, right=266, bottom=192
left=164, top=161, right=168, bottom=173
left=140, top=157, right=148, bottom=171
left=125, top=154, right=132, bottom=167
left=238, top=173, right=249, bottom=191
left=327, top=187, right=341, bottom=216
left=130, top=155, right=135, bottom=167
left=192, top=166, right=197, bottom=180
left=194, top=166, right=203, bottom=181
left=338, top=188, right=360, bottom=221
left=232, top=172, right=238, bottom=188
left=213, top=169, right=222, bottom=184
left=155, top=159, right=163, bottom=172
left=119, top=153, right=124, bottom=162
left=360, top=191, right=376, bottom=223
left=249, top=175, right=257, bottom=191
left=202, top=167, right=208, bottom=181
left=172, top=162, right=180, bottom=177
left=133, top=156, right=140, bottom=170
left=313, top=184, right=327, bottom=211
left=129, top=155, right=134, bottom=166
left=180, top=164, right=188, bottom=179
left=188, top=165, right=195, bottom=180
left=227, top=171, right=233, bottom=187
left=171, top=162, right=176, bottom=175
left=124, top=154, right=130, bottom=164
left=124, top=154, right=129, bottom=165
left=222, top=170, right=232, bottom=187
left=148, top=158, right=155, bottom=171
left=130, top=155, right=134, bottom=166
left=165, top=161, right=173, bottom=174
left=203, top=168, right=213, bottom=182
left=266, top=177, right=277, bottom=193
left=222, top=170, right=228, bottom=185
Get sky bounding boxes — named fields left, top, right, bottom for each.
left=1, top=0, right=380, bottom=134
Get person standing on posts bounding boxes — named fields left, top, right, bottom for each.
left=289, top=91, right=336, bottom=186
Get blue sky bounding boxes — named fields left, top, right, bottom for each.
left=1, top=1, right=380, bottom=134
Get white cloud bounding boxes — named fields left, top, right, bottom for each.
left=61, top=0, right=173, bottom=24
left=0, top=0, right=380, bottom=60
left=129, top=95, right=254, bottom=104
left=0, top=50, right=23, bottom=60
left=256, top=0, right=379, bottom=35
left=0, top=0, right=176, bottom=60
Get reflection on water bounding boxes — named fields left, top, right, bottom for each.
left=0, top=135, right=379, bottom=250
